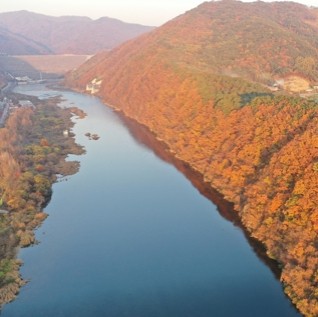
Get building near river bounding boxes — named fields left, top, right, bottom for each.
left=86, top=78, right=102, bottom=94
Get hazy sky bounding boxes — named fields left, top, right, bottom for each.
left=0, top=0, right=317, bottom=26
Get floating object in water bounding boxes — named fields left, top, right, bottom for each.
left=85, top=132, right=100, bottom=140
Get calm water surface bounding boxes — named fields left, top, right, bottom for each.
left=2, top=85, right=300, bottom=316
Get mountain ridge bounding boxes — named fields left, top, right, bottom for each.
left=0, top=10, right=154, bottom=55
left=0, top=26, right=52, bottom=55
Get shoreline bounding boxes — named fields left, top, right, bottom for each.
left=0, top=89, right=86, bottom=307
left=96, top=95, right=302, bottom=314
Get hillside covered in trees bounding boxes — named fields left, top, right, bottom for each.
left=66, top=1, right=318, bottom=316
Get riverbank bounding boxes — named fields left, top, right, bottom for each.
left=87, top=93, right=304, bottom=315
left=106, top=105, right=285, bottom=279
left=0, top=91, right=85, bottom=306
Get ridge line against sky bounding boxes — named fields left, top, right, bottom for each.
left=0, top=0, right=317, bottom=26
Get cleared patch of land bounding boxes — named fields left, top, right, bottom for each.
left=283, top=75, right=310, bottom=93
left=14, top=55, right=92, bottom=75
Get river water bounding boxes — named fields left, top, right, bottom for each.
left=2, top=84, right=300, bottom=316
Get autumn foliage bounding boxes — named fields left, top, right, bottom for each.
left=0, top=99, right=84, bottom=304
left=66, top=1, right=318, bottom=315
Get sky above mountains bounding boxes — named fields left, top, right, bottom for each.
left=0, top=0, right=317, bottom=26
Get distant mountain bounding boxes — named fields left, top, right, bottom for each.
left=0, top=11, right=154, bottom=55
left=0, top=26, right=52, bottom=55
left=66, top=1, right=318, bottom=316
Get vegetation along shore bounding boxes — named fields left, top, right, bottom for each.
left=0, top=90, right=85, bottom=306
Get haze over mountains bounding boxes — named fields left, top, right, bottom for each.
left=0, top=26, right=51, bottom=55
left=66, top=1, right=318, bottom=316
left=0, top=10, right=154, bottom=55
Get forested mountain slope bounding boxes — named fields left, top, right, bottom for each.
left=0, top=11, right=154, bottom=55
left=66, top=1, right=318, bottom=316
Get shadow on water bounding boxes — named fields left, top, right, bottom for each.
left=115, top=111, right=283, bottom=281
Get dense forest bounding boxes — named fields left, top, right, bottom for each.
left=0, top=95, right=84, bottom=305
left=66, top=1, right=318, bottom=316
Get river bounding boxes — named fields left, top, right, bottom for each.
left=1, top=84, right=300, bottom=316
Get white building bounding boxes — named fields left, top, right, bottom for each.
left=86, top=78, right=103, bottom=94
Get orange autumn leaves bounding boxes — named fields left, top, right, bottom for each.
left=94, top=73, right=318, bottom=315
